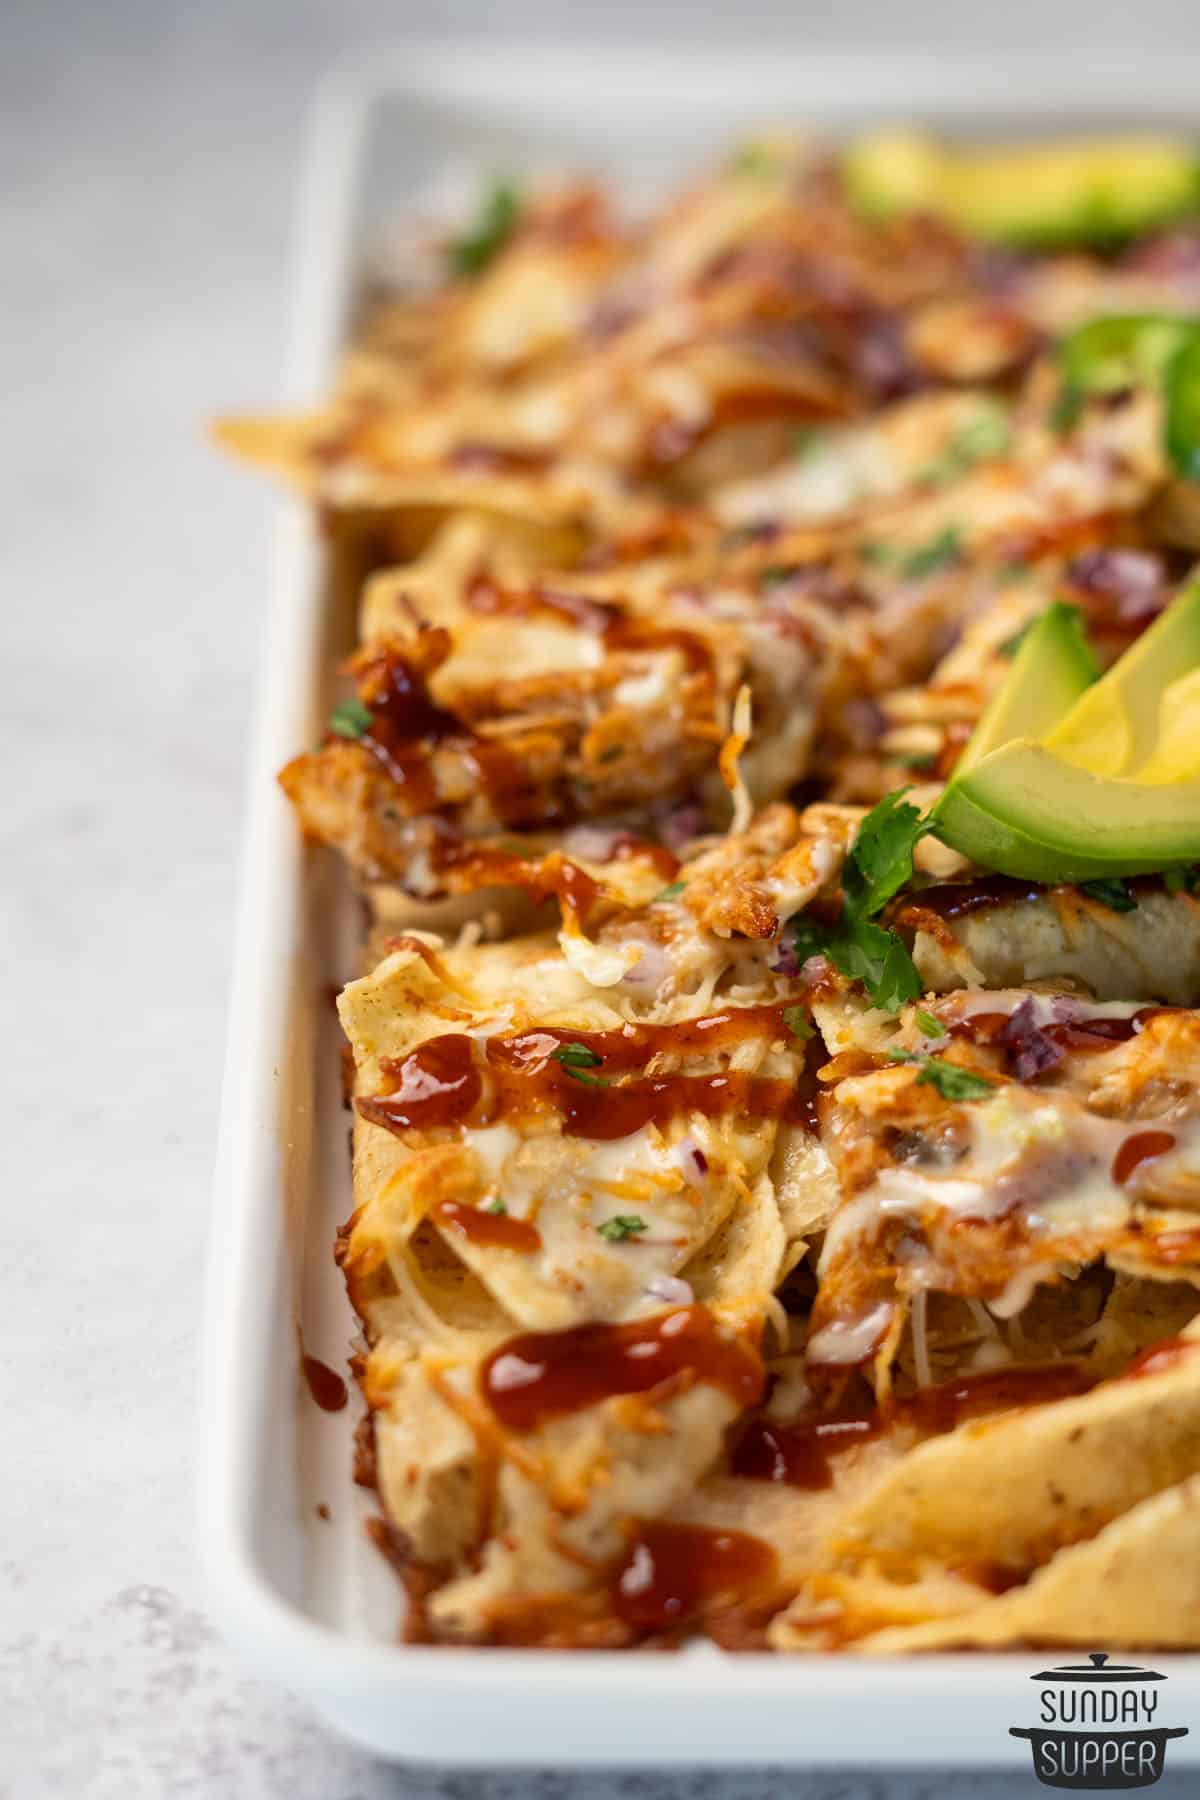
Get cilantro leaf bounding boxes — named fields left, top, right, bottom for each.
left=731, top=145, right=775, bottom=177
left=888, top=750, right=937, bottom=772
left=782, top=1005, right=813, bottom=1039
left=486, top=1199, right=508, bottom=1216
left=786, top=789, right=928, bottom=1012
left=900, top=526, right=963, bottom=581
left=920, top=409, right=1010, bottom=486
left=915, top=1009, right=944, bottom=1038
left=997, top=561, right=1030, bottom=586
left=597, top=1215, right=648, bottom=1242
left=1051, top=386, right=1084, bottom=432
left=844, top=788, right=932, bottom=918
left=1079, top=877, right=1137, bottom=914
left=828, top=916, right=922, bottom=1012
left=916, top=1059, right=995, bottom=1101
left=551, top=1042, right=610, bottom=1085
left=888, top=1049, right=993, bottom=1100
left=652, top=880, right=687, bottom=903
left=793, top=426, right=826, bottom=460
left=448, top=180, right=521, bottom=277
left=329, top=696, right=373, bottom=739
left=792, top=915, right=834, bottom=963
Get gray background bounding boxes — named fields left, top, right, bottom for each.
left=5, top=2, right=1200, bottom=1795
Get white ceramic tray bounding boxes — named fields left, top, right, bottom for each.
left=199, top=44, right=1200, bottom=1765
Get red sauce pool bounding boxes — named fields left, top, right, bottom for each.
left=731, top=1408, right=878, bottom=1490
left=1111, top=1130, right=1176, bottom=1186
left=611, top=1521, right=777, bottom=1632
left=301, top=1351, right=348, bottom=1413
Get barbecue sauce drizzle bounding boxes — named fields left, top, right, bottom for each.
left=481, top=1305, right=766, bottom=1433
left=731, top=1362, right=1092, bottom=1492
left=358, top=1003, right=819, bottom=1142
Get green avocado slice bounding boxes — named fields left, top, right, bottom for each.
left=933, top=744, right=1200, bottom=882
left=1044, top=580, right=1200, bottom=777
left=844, top=130, right=1200, bottom=247
left=954, top=601, right=1098, bottom=779
left=932, top=584, right=1200, bottom=881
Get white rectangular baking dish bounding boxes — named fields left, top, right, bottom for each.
left=199, top=44, right=1200, bottom=1765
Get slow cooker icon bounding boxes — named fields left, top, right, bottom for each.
left=1010, top=1652, right=1188, bottom=1789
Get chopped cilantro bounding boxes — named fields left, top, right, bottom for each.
left=782, top=1005, right=813, bottom=1039
left=486, top=1199, right=508, bottom=1216
left=652, top=880, right=687, bottom=903
left=920, top=410, right=1010, bottom=486
left=448, top=180, right=521, bottom=278
left=861, top=540, right=895, bottom=566
left=551, top=1043, right=610, bottom=1085
left=997, top=561, right=1031, bottom=586
left=329, top=696, right=373, bottom=739
left=888, top=750, right=938, bottom=772
left=1051, top=386, right=1084, bottom=433
left=843, top=788, right=932, bottom=918
left=899, top=526, right=963, bottom=581
left=1079, top=877, right=1137, bottom=914
left=915, top=1009, right=944, bottom=1038
left=828, top=915, right=922, bottom=1012
left=761, top=565, right=799, bottom=588
left=792, top=915, right=833, bottom=964
left=888, top=1049, right=993, bottom=1101
left=793, top=426, right=827, bottom=460
left=917, top=1059, right=995, bottom=1101
left=730, top=145, right=775, bottom=177
left=597, top=1215, right=648, bottom=1242
left=787, top=788, right=929, bottom=1012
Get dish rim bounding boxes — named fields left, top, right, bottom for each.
left=197, top=43, right=1200, bottom=1760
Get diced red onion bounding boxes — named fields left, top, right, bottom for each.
left=676, top=1137, right=709, bottom=1180
left=1121, top=231, right=1200, bottom=280
left=854, top=313, right=920, bottom=402
left=1064, top=549, right=1165, bottom=625
left=801, top=954, right=834, bottom=987
left=619, top=937, right=672, bottom=991
left=840, top=696, right=888, bottom=748
left=657, top=801, right=705, bottom=852
left=769, top=937, right=801, bottom=977
left=997, top=995, right=1064, bottom=1082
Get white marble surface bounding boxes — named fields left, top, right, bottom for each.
left=7, top=3, right=1200, bottom=1794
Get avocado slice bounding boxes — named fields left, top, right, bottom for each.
left=954, top=601, right=1098, bottom=779
left=1044, top=581, right=1200, bottom=777
left=933, top=745, right=1200, bottom=882
left=844, top=130, right=1200, bottom=247
left=932, top=584, right=1200, bottom=881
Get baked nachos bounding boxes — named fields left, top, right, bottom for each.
left=221, top=128, right=1200, bottom=1651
